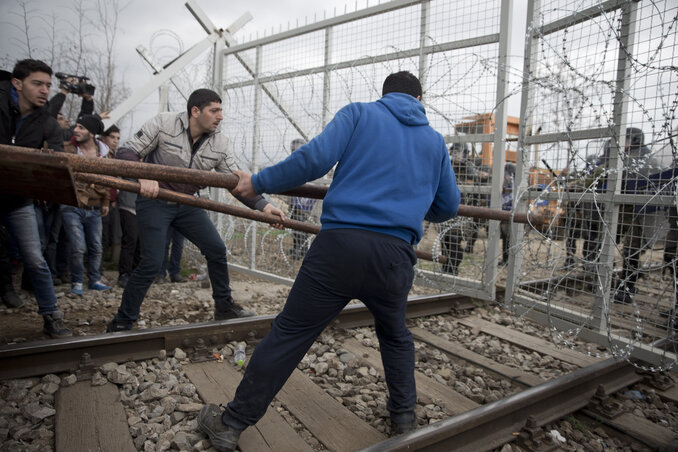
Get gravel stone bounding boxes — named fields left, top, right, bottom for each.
left=61, top=374, right=77, bottom=387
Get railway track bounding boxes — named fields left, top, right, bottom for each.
left=1, top=293, right=677, bottom=451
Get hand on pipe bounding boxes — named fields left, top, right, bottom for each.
left=233, top=171, right=256, bottom=198
left=139, top=179, right=160, bottom=198
left=263, top=204, right=286, bottom=230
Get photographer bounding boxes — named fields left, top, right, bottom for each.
left=41, top=72, right=102, bottom=285
left=49, top=73, right=95, bottom=141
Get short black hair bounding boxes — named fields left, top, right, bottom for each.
left=12, top=59, right=53, bottom=81
left=382, top=71, right=422, bottom=99
left=187, top=89, right=222, bottom=115
left=103, top=124, right=120, bottom=136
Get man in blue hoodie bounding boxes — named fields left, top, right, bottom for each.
left=198, top=71, right=460, bottom=451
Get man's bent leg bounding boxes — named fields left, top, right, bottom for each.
left=173, top=206, right=233, bottom=310
left=113, top=199, right=173, bottom=325
left=223, top=231, right=352, bottom=429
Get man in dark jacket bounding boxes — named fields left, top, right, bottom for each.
left=0, top=59, right=71, bottom=338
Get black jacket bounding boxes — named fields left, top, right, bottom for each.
left=0, top=70, right=64, bottom=211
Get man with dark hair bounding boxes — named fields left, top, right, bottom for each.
left=106, top=88, right=284, bottom=332
left=100, top=124, right=120, bottom=153
left=62, top=114, right=112, bottom=295
left=198, top=71, right=460, bottom=451
left=0, top=59, right=71, bottom=337
left=100, top=124, right=122, bottom=271
left=381, top=70, right=423, bottom=98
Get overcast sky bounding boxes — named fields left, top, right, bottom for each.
left=0, top=0, right=527, bottom=136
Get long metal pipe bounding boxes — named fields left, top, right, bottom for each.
left=0, top=144, right=540, bottom=224
left=75, top=173, right=319, bottom=233
left=75, top=173, right=450, bottom=264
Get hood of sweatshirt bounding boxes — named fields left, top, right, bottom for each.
left=377, top=92, right=429, bottom=127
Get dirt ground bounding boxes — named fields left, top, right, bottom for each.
left=0, top=258, right=445, bottom=346
left=0, top=267, right=294, bottom=346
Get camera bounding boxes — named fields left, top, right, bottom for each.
left=55, top=72, right=95, bottom=96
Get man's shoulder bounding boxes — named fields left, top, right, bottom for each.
left=145, top=111, right=186, bottom=131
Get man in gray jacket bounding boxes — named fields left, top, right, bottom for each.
left=107, top=89, right=284, bottom=331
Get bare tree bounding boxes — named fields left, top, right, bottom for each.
left=3, top=0, right=129, bottom=126
left=87, top=0, right=131, bottom=113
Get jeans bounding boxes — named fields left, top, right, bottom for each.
left=160, top=226, right=184, bottom=277
left=224, top=228, right=417, bottom=429
left=61, top=205, right=103, bottom=285
left=1, top=204, right=58, bottom=314
left=114, top=197, right=233, bottom=324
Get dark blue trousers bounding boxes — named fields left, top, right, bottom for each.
left=160, top=226, right=185, bottom=277
left=114, top=197, right=232, bottom=324
left=224, top=228, right=417, bottom=429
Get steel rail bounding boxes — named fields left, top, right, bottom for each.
left=0, top=144, right=541, bottom=224
left=359, top=358, right=639, bottom=452
left=0, top=293, right=474, bottom=380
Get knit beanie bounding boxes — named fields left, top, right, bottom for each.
left=77, top=114, right=104, bottom=135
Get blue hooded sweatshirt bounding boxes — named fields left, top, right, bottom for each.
left=252, top=92, right=461, bottom=245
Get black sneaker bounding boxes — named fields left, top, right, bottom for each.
left=106, top=319, right=133, bottom=332
left=43, top=311, right=72, bottom=338
left=170, top=273, right=187, bottom=283
left=214, top=303, right=255, bottom=320
left=391, top=419, right=417, bottom=435
left=1, top=286, right=23, bottom=308
left=198, top=404, right=242, bottom=452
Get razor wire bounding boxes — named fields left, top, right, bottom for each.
left=170, top=0, right=678, bottom=370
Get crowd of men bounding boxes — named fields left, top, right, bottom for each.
left=1, top=59, right=272, bottom=339
left=1, top=57, right=675, bottom=451
left=2, top=61, right=462, bottom=447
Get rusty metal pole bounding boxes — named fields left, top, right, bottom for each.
left=74, top=173, right=319, bottom=234
left=0, top=144, right=542, bottom=225
left=75, top=173, right=449, bottom=264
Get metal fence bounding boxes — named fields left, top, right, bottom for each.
left=507, top=0, right=678, bottom=369
left=211, top=0, right=513, bottom=299
left=200, top=0, right=677, bottom=368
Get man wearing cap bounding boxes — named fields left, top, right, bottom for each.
left=61, top=114, right=112, bottom=295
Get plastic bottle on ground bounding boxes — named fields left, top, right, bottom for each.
left=234, top=343, right=246, bottom=367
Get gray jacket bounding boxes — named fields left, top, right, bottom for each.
left=117, top=111, right=269, bottom=211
